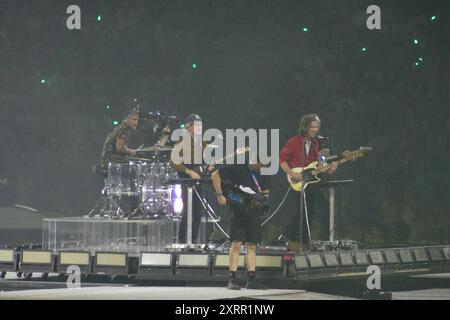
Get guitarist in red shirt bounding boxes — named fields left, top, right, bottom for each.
left=279, top=113, right=338, bottom=252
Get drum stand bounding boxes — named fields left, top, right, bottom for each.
left=193, top=185, right=229, bottom=246
left=87, top=187, right=108, bottom=217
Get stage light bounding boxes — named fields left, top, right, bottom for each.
left=97, top=15, right=102, bottom=22
left=95, top=252, right=127, bottom=267
left=354, top=251, right=369, bottom=266
left=427, top=247, right=444, bottom=262
left=113, top=120, right=119, bottom=125
left=398, top=248, right=414, bottom=264
left=215, top=254, right=245, bottom=268
left=307, top=254, right=325, bottom=268
left=106, top=105, right=110, bottom=110
left=178, top=254, right=209, bottom=268
left=192, top=63, right=198, bottom=69
left=255, top=255, right=283, bottom=269
left=294, top=254, right=309, bottom=270
left=368, top=251, right=385, bottom=265
left=0, top=249, right=14, bottom=264
left=413, top=39, right=419, bottom=45
left=443, top=246, right=450, bottom=260
left=323, top=252, right=339, bottom=267
left=384, top=249, right=400, bottom=264
left=430, top=16, right=437, bottom=21
left=415, top=62, right=420, bottom=66
left=59, top=251, right=90, bottom=266
left=40, top=79, right=46, bottom=84
left=21, top=250, right=53, bottom=265
left=361, top=47, right=367, bottom=52
left=302, top=27, right=309, bottom=32
left=412, top=247, right=429, bottom=262
left=140, top=252, right=172, bottom=267
left=418, top=57, right=423, bottom=62
left=338, top=252, right=354, bottom=267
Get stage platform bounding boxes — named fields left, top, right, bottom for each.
left=43, top=217, right=176, bottom=254
left=42, top=216, right=219, bottom=254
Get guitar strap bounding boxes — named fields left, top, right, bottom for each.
left=250, top=171, right=262, bottom=192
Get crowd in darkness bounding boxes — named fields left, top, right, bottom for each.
left=0, top=0, right=448, bottom=245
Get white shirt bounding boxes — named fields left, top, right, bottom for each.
left=305, top=140, right=311, bottom=156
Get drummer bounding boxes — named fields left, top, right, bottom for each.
left=100, top=108, right=140, bottom=169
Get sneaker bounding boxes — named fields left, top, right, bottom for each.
left=245, top=280, right=268, bottom=290
left=227, top=279, right=241, bottom=290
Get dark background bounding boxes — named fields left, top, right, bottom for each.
left=0, top=0, right=448, bottom=246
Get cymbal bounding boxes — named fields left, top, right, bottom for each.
left=137, top=145, right=173, bottom=152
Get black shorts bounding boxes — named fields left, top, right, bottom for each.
left=229, top=205, right=263, bottom=244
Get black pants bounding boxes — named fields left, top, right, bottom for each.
left=178, top=184, right=203, bottom=243
left=283, top=186, right=329, bottom=245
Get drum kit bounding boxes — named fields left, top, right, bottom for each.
left=91, top=145, right=182, bottom=220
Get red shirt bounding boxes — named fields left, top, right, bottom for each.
left=279, top=135, right=319, bottom=169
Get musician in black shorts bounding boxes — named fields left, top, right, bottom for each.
left=212, top=161, right=270, bottom=290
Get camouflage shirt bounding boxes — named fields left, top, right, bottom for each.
left=100, top=123, right=133, bottom=168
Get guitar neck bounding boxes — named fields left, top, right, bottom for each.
left=312, top=158, right=348, bottom=175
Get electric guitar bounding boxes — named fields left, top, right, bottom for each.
left=287, top=147, right=372, bottom=192
left=191, top=146, right=251, bottom=177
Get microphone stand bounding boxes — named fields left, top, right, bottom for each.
left=299, top=139, right=313, bottom=252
